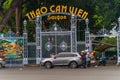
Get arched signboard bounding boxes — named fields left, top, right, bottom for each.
left=25, top=5, right=88, bottom=20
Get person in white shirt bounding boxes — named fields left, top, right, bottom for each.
left=85, top=50, right=91, bottom=67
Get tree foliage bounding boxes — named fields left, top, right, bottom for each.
left=93, top=0, right=120, bottom=30
left=0, top=0, right=119, bottom=42
left=101, top=37, right=117, bottom=45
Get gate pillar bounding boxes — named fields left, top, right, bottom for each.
left=36, top=15, right=42, bottom=64
left=117, top=17, right=120, bottom=65
left=117, top=31, right=120, bottom=65
left=85, top=18, right=92, bottom=52
left=23, top=20, right=28, bottom=64
left=71, top=14, right=77, bottom=52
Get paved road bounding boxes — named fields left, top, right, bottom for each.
left=1, top=66, right=120, bottom=80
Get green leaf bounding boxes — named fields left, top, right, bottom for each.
left=0, top=16, right=2, bottom=22
left=3, top=0, right=13, bottom=12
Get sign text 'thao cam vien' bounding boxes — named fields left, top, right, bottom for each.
left=26, top=5, right=88, bottom=20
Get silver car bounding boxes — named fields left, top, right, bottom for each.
left=40, top=52, right=82, bottom=68
left=0, top=58, right=5, bottom=69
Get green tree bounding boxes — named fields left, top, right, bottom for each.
left=0, top=0, right=119, bottom=42
left=0, top=0, right=22, bottom=36
left=93, top=0, right=120, bottom=30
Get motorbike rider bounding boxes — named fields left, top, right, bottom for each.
left=98, top=52, right=106, bottom=66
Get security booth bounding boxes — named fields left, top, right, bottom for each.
left=35, top=13, right=77, bottom=64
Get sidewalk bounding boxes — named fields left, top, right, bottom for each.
left=4, top=60, right=119, bottom=69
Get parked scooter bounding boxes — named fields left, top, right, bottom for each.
left=98, top=56, right=106, bottom=66
left=98, top=59, right=106, bottom=66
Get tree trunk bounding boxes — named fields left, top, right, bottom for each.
left=16, top=7, right=19, bottom=36
left=0, top=0, right=21, bottom=32
left=16, top=0, right=22, bottom=36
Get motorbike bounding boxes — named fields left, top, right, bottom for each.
left=98, top=59, right=106, bottom=66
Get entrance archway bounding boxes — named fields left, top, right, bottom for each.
left=35, top=12, right=80, bottom=64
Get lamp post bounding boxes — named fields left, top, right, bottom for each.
left=23, top=19, right=27, bottom=33
left=71, top=14, right=75, bottom=28
left=36, top=15, right=40, bottom=24
left=71, top=14, right=77, bottom=27
left=85, top=18, right=89, bottom=31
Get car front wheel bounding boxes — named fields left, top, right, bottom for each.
left=45, top=62, right=53, bottom=69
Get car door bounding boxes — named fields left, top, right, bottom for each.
left=62, top=54, right=70, bottom=65
left=53, top=54, right=66, bottom=65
